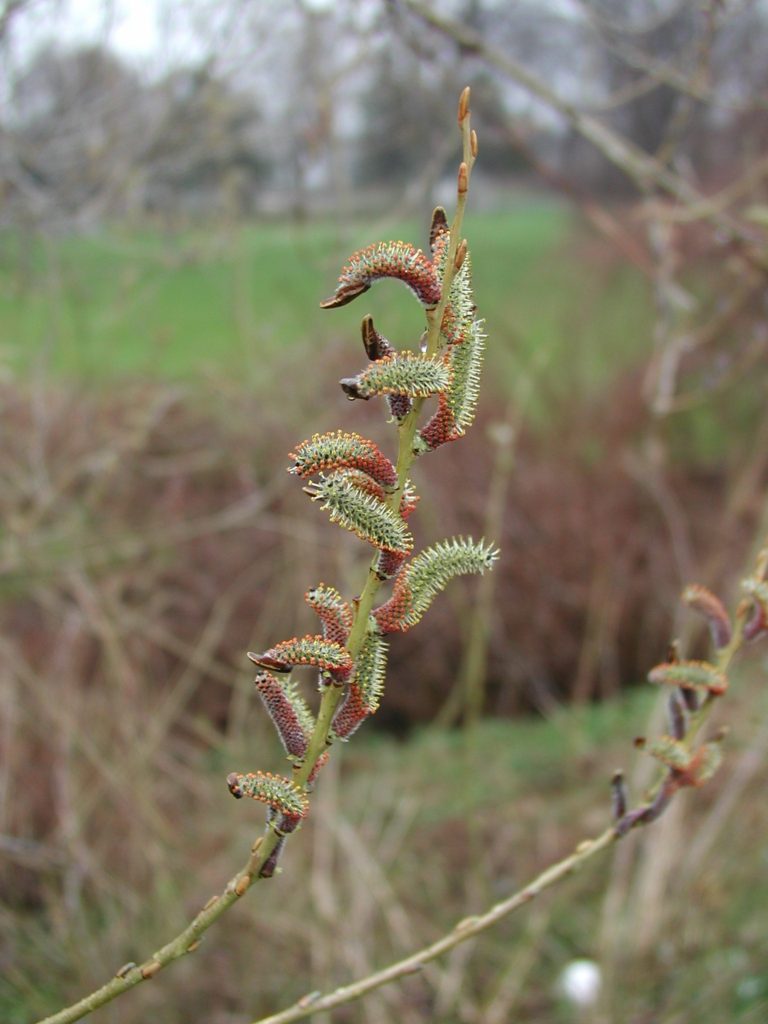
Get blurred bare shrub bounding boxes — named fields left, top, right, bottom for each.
left=2, top=351, right=760, bottom=915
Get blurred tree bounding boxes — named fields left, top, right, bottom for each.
left=143, top=65, right=270, bottom=219
left=2, top=41, right=270, bottom=226
left=8, top=44, right=148, bottom=224
left=354, top=48, right=452, bottom=188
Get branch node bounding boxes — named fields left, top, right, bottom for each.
left=235, top=874, right=252, bottom=897
left=455, top=914, right=479, bottom=932
left=297, top=991, right=322, bottom=1008
left=458, top=85, right=471, bottom=123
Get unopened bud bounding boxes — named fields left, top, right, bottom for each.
left=227, top=771, right=245, bottom=797
left=234, top=875, right=251, bottom=896
left=458, top=161, right=469, bottom=195
left=458, top=86, right=471, bottom=123
left=360, top=315, right=392, bottom=361
left=454, top=239, right=468, bottom=270
left=339, top=377, right=368, bottom=401
left=470, top=129, right=478, bottom=158
left=667, top=693, right=686, bottom=740
left=611, top=770, right=628, bottom=820
left=429, top=206, right=449, bottom=252
left=680, top=685, right=699, bottom=712
left=638, top=783, right=673, bottom=825
left=246, top=650, right=290, bottom=673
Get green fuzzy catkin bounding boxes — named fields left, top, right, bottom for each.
left=355, top=622, right=388, bottom=714
left=352, top=352, right=451, bottom=398
left=648, top=736, right=692, bottom=772
left=401, top=537, right=499, bottom=628
left=433, top=230, right=475, bottom=346
left=226, top=770, right=309, bottom=821
left=249, top=634, right=353, bottom=678
left=280, top=677, right=316, bottom=742
left=375, top=537, right=499, bottom=632
left=305, top=471, right=414, bottom=554
left=444, top=319, right=485, bottom=434
left=647, top=660, right=728, bottom=696
left=647, top=737, right=723, bottom=786
left=690, top=743, right=722, bottom=785
left=289, top=430, right=397, bottom=489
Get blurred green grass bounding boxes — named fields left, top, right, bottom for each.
left=0, top=206, right=652, bottom=422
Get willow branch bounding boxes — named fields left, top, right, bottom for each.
left=34, top=88, right=479, bottom=1024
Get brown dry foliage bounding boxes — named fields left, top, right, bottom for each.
left=0, top=365, right=757, bottom=908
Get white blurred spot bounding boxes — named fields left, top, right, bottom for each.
left=558, top=958, right=602, bottom=1007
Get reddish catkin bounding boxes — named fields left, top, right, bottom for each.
left=305, top=584, right=354, bottom=646
left=307, top=750, right=330, bottom=785
left=289, top=431, right=397, bottom=489
left=330, top=683, right=369, bottom=741
left=373, top=579, right=412, bottom=634
left=682, top=584, right=732, bottom=648
left=376, top=484, right=421, bottom=580
left=253, top=672, right=311, bottom=761
left=320, top=241, right=441, bottom=309
left=417, top=392, right=458, bottom=452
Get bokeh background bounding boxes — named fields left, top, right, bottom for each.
left=2, top=1, right=768, bottom=1021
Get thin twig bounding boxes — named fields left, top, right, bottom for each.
left=249, top=826, right=620, bottom=1024
left=400, top=0, right=768, bottom=269
left=250, top=529, right=762, bottom=1022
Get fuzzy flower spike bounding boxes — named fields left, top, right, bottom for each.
left=228, top=87, right=498, bottom=882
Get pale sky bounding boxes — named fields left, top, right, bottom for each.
left=13, top=0, right=151, bottom=57
left=15, top=0, right=337, bottom=63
